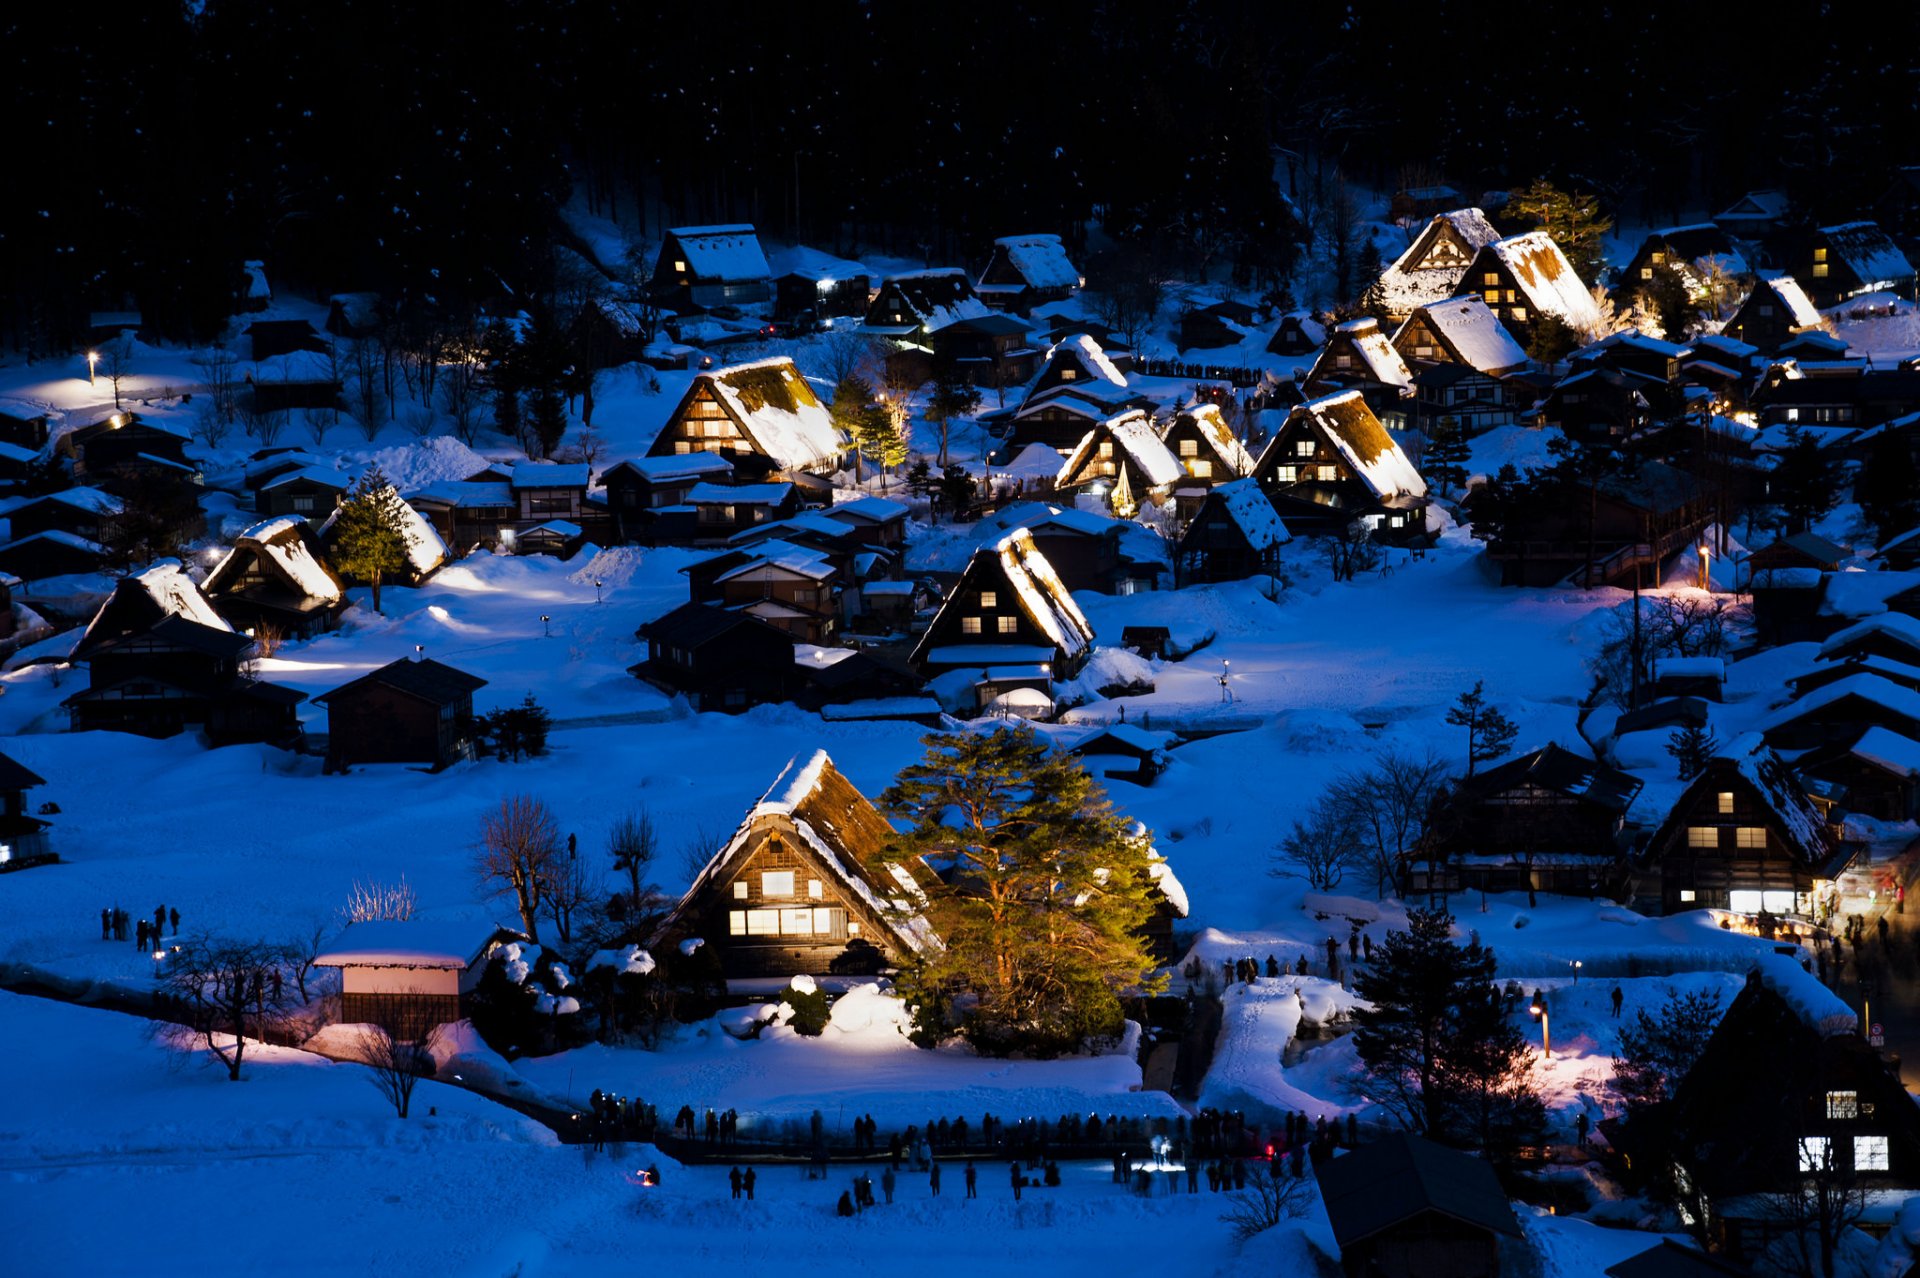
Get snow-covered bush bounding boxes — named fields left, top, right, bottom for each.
left=778, top=974, right=830, bottom=1037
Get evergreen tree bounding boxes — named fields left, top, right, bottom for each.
left=1664, top=723, right=1718, bottom=780
left=1506, top=178, right=1614, bottom=284
left=330, top=465, right=412, bottom=614
left=482, top=319, right=523, bottom=446
left=1525, top=314, right=1582, bottom=363
left=1629, top=263, right=1699, bottom=340
left=882, top=728, right=1166, bottom=1057
left=831, top=373, right=882, bottom=483
left=905, top=457, right=935, bottom=502
left=1425, top=415, right=1471, bottom=499
left=1354, top=238, right=1387, bottom=317
left=1353, top=909, right=1544, bottom=1158
left=1774, top=426, right=1842, bottom=533
left=527, top=384, right=568, bottom=459
left=925, top=355, right=983, bottom=467
left=484, top=694, right=553, bottom=762
left=1856, top=433, right=1920, bottom=544
left=937, top=463, right=977, bottom=521
left=1445, top=680, right=1519, bottom=776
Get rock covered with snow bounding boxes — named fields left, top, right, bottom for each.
left=588, top=945, right=657, bottom=977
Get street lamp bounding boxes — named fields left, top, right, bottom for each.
left=1570, top=960, right=1583, bottom=983
left=1218, top=657, right=1233, bottom=704
left=87, top=350, right=99, bottom=386
left=1529, top=990, right=1551, bottom=1058
left=541, top=614, right=552, bottom=638
left=1698, top=544, right=1711, bottom=592
left=593, top=577, right=604, bottom=605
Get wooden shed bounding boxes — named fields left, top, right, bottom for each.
left=315, top=656, right=487, bottom=772
left=1317, top=1134, right=1522, bottom=1278
left=314, top=920, right=524, bottom=1040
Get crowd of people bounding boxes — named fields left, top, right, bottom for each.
left=99, top=903, right=181, bottom=951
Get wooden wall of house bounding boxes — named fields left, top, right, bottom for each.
left=684, top=823, right=895, bottom=978
left=1340, top=1211, right=1503, bottom=1278
left=326, top=686, right=465, bottom=768
left=1647, top=780, right=1824, bottom=913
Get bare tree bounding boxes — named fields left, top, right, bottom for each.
left=158, top=937, right=295, bottom=1081
left=98, top=335, right=134, bottom=409
left=342, top=876, right=417, bottom=924
left=403, top=405, right=437, bottom=438
left=542, top=842, right=594, bottom=946
left=1330, top=749, right=1453, bottom=898
left=289, top=919, right=334, bottom=1002
left=355, top=1022, right=429, bottom=1119
left=193, top=398, right=235, bottom=448
left=1316, top=518, right=1380, bottom=582
left=1271, top=796, right=1358, bottom=891
left=190, top=347, right=242, bottom=427
left=608, top=808, right=661, bottom=920
left=439, top=342, right=484, bottom=445
left=678, top=821, right=730, bottom=886
left=255, top=407, right=289, bottom=447
left=1221, top=1171, right=1317, bottom=1242
left=347, top=336, right=385, bottom=440
left=817, top=327, right=878, bottom=389
left=1765, top=1132, right=1870, bottom=1278
left=302, top=407, right=332, bottom=446
left=476, top=795, right=562, bottom=943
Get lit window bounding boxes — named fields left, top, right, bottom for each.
left=1679, top=889, right=1697, bottom=902
left=961, top=617, right=982, bottom=634
left=1729, top=889, right=1763, bottom=914
left=1484, top=272, right=1499, bottom=286
left=997, top=616, right=1018, bottom=634
left=780, top=908, right=814, bottom=935
left=1736, top=827, right=1767, bottom=849
left=1415, top=344, right=1433, bottom=357
left=1687, top=827, right=1719, bottom=849
left=729, top=911, right=746, bottom=935
left=1652, top=252, right=1666, bottom=265
left=1814, top=248, right=1828, bottom=262
left=1179, top=439, right=1198, bottom=457
left=808, top=879, right=824, bottom=900
left=733, top=881, right=748, bottom=900
left=1717, top=792, right=1735, bottom=815
left=1828, top=1091, right=1860, bottom=1119
left=1191, top=459, right=1212, bottom=478
left=1511, top=307, right=1528, bottom=323
left=1100, top=461, right=1116, bottom=476
left=1317, top=465, right=1338, bottom=482
left=1812, top=263, right=1829, bottom=278
left=761, top=871, right=795, bottom=898
left=1856, top=1135, right=1890, bottom=1171
left=1335, top=354, right=1352, bottom=368
left=848, top=922, right=861, bottom=936
left=1060, top=368, right=1078, bottom=380
left=1640, top=268, right=1653, bottom=280
left=979, top=591, right=998, bottom=609
left=1275, top=465, right=1298, bottom=483
left=1295, top=439, right=1316, bottom=457
left=1099, top=441, right=1114, bottom=458
left=812, top=907, right=838, bottom=933
left=1484, top=291, right=1500, bottom=305
left=674, top=259, right=687, bottom=273
left=1799, top=1136, right=1832, bottom=1172
left=1389, top=514, right=1404, bottom=527
left=1787, top=408, right=1800, bottom=422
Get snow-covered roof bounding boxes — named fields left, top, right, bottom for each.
left=207, top=515, right=342, bottom=602
left=666, top=224, right=771, bottom=283
left=1819, top=222, right=1915, bottom=290
left=1058, top=410, right=1185, bottom=490
left=33, top=487, right=124, bottom=515
left=318, top=490, right=447, bottom=578
left=0, top=530, right=106, bottom=556
left=1484, top=232, right=1602, bottom=332
left=1169, top=403, right=1258, bottom=476
left=1296, top=390, right=1427, bottom=499
left=1752, top=950, right=1857, bottom=1038
left=987, top=234, right=1080, bottom=291
left=1044, top=332, right=1128, bottom=391
left=872, top=270, right=991, bottom=334
left=84, top=561, right=231, bottom=650
left=687, top=481, right=794, bottom=506
left=1839, top=726, right=1920, bottom=779
left=1328, top=318, right=1413, bottom=390
left=1709, top=734, right=1833, bottom=870
left=1375, top=208, right=1503, bottom=315
left=509, top=463, right=590, bottom=490
left=995, top=443, right=1071, bottom=479
left=253, top=349, right=339, bottom=383
left=1819, top=612, right=1920, bottom=661
left=263, top=466, right=351, bottom=492
left=716, top=554, right=836, bottom=584
left=406, top=480, right=513, bottom=508
left=1764, top=673, right=1920, bottom=733
left=242, top=260, right=270, bottom=300
left=984, top=501, right=1116, bottom=539
left=1209, top=478, right=1290, bottom=550
left=766, top=244, right=868, bottom=282
left=995, top=527, right=1093, bottom=659
left=1402, top=296, right=1528, bottom=373
left=605, top=453, right=735, bottom=483
left=827, top=495, right=908, bottom=523
left=523, top=520, right=583, bottom=539
left=1757, top=274, right=1824, bottom=329
left=698, top=359, right=842, bottom=472
left=313, top=920, right=511, bottom=970
left=1650, top=656, right=1725, bottom=681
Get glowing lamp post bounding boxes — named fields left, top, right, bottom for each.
left=1529, top=990, right=1551, bottom=1059
left=1698, top=544, right=1711, bottom=592
left=87, top=350, right=99, bottom=386
left=541, top=614, right=553, bottom=638
left=1569, top=959, right=1583, bottom=983
left=1218, top=658, right=1233, bottom=704
left=593, top=577, right=604, bottom=605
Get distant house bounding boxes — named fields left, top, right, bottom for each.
left=314, top=920, right=522, bottom=1040
left=1250, top=390, right=1430, bottom=543
left=244, top=319, right=326, bottom=361
left=647, top=358, right=843, bottom=480
left=599, top=453, right=735, bottom=543
left=1393, top=296, right=1531, bottom=436
left=1762, top=673, right=1920, bottom=752
left=0, top=751, right=50, bottom=867
left=1635, top=734, right=1854, bottom=916
left=257, top=466, right=350, bottom=518
left=1748, top=531, right=1850, bottom=577
left=981, top=503, right=1163, bottom=596
left=1389, top=185, right=1464, bottom=223
left=64, top=616, right=303, bottom=743
left=820, top=496, right=909, bottom=551
left=1647, top=656, right=1726, bottom=702
left=1159, top=404, right=1256, bottom=486
left=0, top=531, right=109, bottom=582
left=1002, top=333, right=1151, bottom=454
left=1662, top=961, right=1920, bottom=1265
left=315, top=656, right=487, bottom=772
left=1303, top=318, right=1415, bottom=429
left=1604, top=1241, right=1749, bottom=1278
left=1266, top=312, right=1327, bottom=357
left=1177, top=299, right=1260, bottom=351
left=685, top=481, right=804, bottom=540
left=0, top=406, right=53, bottom=451
left=1175, top=479, right=1290, bottom=585
left=632, top=602, right=796, bottom=712
left=1459, top=232, right=1602, bottom=341
left=976, top=234, right=1081, bottom=314
left=71, top=560, right=232, bottom=662
left=325, top=293, right=382, bottom=338
left=1795, top=222, right=1916, bottom=308
left=1818, top=612, right=1920, bottom=668
left=656, top=751, right=938, bottom=984
left=8, top=488, right=123, bottom=546
left=706, top=552, right=839, bottom=644
left=1712, top=189, right=1791, bottom=238
left=1424, top=744, right=1643, bottom=900
left=55, top=413, right=197, bottom=485
left=1068, top=724, right=1174, bottom=786
left=1372, top=208, right=1504, bottom=322
left=910, top=527, right=1094, bottom=695
left=403, top=482, right=518, bottom=556
left=768, top=246, right=870, bottom=324
left=507, top=463, right=592, bottom=527
left=1619, top=224, right=1752, bottom=298
left=1316, top=1133, right=1522, bottom=1278
left=648, top=225, right=773, bottom=312
left=1054, top=410, right=1184, bottom=514
left=202, top=516, right=346, bottom=639
left=1483, top=460, right=1710, bottom=588
left=1721, top=276, right=1830, bottom=354
left=862, top=269, right=991, bottom=344
left=928, top=314, right=1040, bottom=393
left=248, top=350, right=343, bottom=414
left=1798, top=727, right=1920, bottom=822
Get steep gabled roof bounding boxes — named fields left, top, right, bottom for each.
left=204, top=515, right=344, bottom=604
left=1400, top=296, right=1529, bottom=374
left=1649, top=733, right=1833, bottom=870
left=1481, top=232, right=1602, bottom=331
left=666, top=750, right=939, bottom=956
left=911, top=528, right=1093, bottom=668
left=1819, top=221, right=1915, bottom=289
left=665, top=225, right=771, bottom=283
left=690, top=359, right=842, bottom=473
left=74, top=560, right=231, bottom=659
left=1058, top=410, right=1184, bottom=490
left=638, top=600, right=793, bottom=649
left=1753, top=273, right=1825, bottom=329
left=1207, top=478, right=1289, bottom=550
left=869, top=269, right=991, bottom=334
left=1467, top=742, right=1643, bottom=812
left=1819, top=611, right=1920, bottom=662
left=1317, top=1134, right=1521, bottom=1249
left=1266, top=390, right=1426, bottom=500
left=0, top=750, right=46, bottom=792
left=766, top=244, right=867, bottom=282
left=314, top=656, right=486, bottom=708
left=984, top=234, right=1080, bottom=291
left=1375, top=209, right=1503, bottom=315
left=1762, top=673, right=1920, bottom=735
left=1165, top=403, right=1257, bottom=476
left=1323, top=318, right=1413, bottom=390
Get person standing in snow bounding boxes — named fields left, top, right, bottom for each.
left=1610, top=986, right=1624, bottom=1018
left=1009, top=1161, right=1022, bottom=1201
left=101, top=908, right=111, bottom=941
left=882, top=1166, right=896, bottom=1204
left=136, top=918, right=149, bottom=952
left=743, top=1167, right=756, bottom=1200
left=729, top=1167, right=743, bottom=1199
left=964, top=1160, right=977, bottom=1199
left=1362, top=933, right=1372, bottom=961
left=1346, top=1113, right=1357, bottom=1147
left=1575, top=1113, right=1589, bottom=1149
left=836, top=1191, right=855, bottom=1218
left=170, top=907, right=179, bottom=936
left=929, top=1161, right=941, bottom=1196
left=154, top=905, right=166, bottom=937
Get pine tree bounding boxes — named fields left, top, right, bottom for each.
left=1445, top=681, right=1519, bottom=776
left=925, top=355, right=982, bottom=467
left=1506, top=178, right=1613, bottom=284
left=1629, top=264, right=1698, bottom=341
left=1665, top=723, right=1718, bottom=780
left=330, top=465, right=412, bottom=614
left=831, top=373, right=881, bottom=483
left=1774, top=426, right=1842, bottom=534
left=1856, top=433, right=1920, bottom=544
left=1353, top=908, right=1543, bottom=1158
left=936, top=463, right=977, bottom=522
left=1425, top=415, right=1471, bottom=499
left=527, top=384, right=568, bottom=459
left=1525, top=314, right=1581, bottom=363
left=882, top=728, right=1166, bottom=1057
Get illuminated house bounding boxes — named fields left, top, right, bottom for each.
left=647, top=358, right=843, bottom=480
left=647, top=224, right=772, bottom=312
